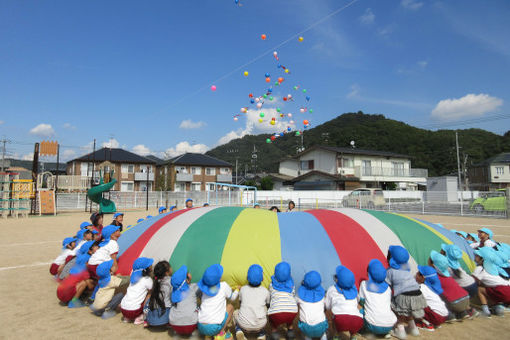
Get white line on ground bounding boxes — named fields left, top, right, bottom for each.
left=0, top=261, right=51, bottom=272
left=495, top=235, right=510, bottom=238
left=0, top=241, right=59, bottom=247
left=440, top=223, right=509, bottom=228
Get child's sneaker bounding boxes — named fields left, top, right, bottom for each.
left=270, top=331, right=280, bottom=340
left=286, top=329, right=295, bottom=340
left=236, top=329, right=246, bottom=340
left=225, top=332, right=232, bottom=339
left=215, top=331, right=226, bottom=340
left=494, top=305, right=505, bottom=316
left=415, top=321, right=434, bottom=332
left=133, top=314, right=144, bottom=325
left=68, top=298, right=86, bottom=308
left=390, top=328, right=407, bottom=340
left=257, top=331, right=266, bottom=340
left=101, top=310, right=117, bottom=319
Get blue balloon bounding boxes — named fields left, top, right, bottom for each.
left=268, top=88, right=272, bottom=93
left=265, top=73, right=270, bottom=78
left=277, top=64, right=281, bottom=68
left=280, top=132, right=284, bottom=137
left=250, top=99, right=255, bottom=104
left=306, top=96, right=311, bottom=101
left=287, top=127, right=291, bottom=132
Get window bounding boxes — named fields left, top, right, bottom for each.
left=392, top=162, right=404, bottom=176
left=80, top=162, right=93, bottom=176
left=191, top=182, right=201, bottom=191
left=139, top=164, right=152, bottom=173
left=191, top=167, right=202, bottom=175
left=207, top=183, right=215, bottom=191
left=338, top=157, right=353, bottom=168
left=220, top=168, right=230, bottom=174
left=300, top=160, right=314, bottom=170
left=496, top=166, right=504, bottom=175
left=176, top=166, right=188, bottom=174
left=362, top=160, right=372, bottom=176
left=206, top=167, right=216, bottom=175
left=174, top=182, right=185, bottom=192
left=121, top=181, right=134, bottom=192
left=121, top=164, right=135, bottom=174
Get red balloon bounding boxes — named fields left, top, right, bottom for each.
left=278, top=77, right=284, bottom=83
left=303, top=120, right=309, bottom=125
left=272, top=117, right=276, bottom=120
left=261, top=34, right=267, bottom=40
left=270, top=135, right=276, bottom=141
left=283, top=97, right=288, bottom=101
left=249, top=93, right=253, bottom=98
left=265, top=77, right=271, bottom=83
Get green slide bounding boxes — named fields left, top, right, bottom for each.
left=87, top=178, right=117, bottom=213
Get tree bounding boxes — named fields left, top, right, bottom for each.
left=260, top=176, right=274, bottom=190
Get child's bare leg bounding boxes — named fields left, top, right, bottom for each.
left=73, top=281, right=87, bottom=299
left=478, top=286, right=488, bottom=305
left=222, top=304, right=234, bottom=333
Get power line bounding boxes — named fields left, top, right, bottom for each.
left=417, top=113, right=510, bottom=130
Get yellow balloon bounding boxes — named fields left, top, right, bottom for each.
left=258, top=118, right=263, bottom=123
left=243, top=71, right=249, bottom=77
left=270, top=120, right=276, bottom=125
left=298, top=36, right=304, bottom=42
left=285, top=69, right=289, bottom=73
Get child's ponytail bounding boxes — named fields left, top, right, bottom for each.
left=148, top=261, right=170, bottom=313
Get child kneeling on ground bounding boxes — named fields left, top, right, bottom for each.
left=145, top=261, right=172, bottom=327
left=50, top=237, right=77, bottom=277
left=120, top=257, right=154, bottom=324
left=415, top=265, right=449, bottom=330
left=235, top=264, right=270, bottom=340
left=297, top=271, right=328, bottom=340
left=170, top=265, right=200, bottom=336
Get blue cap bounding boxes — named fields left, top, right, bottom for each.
left=146, top=215, right=153, bottom=219
left=185, top=198, right=193, bottom=203
left=298, top=271, right=325, bottom=303
left=455, top=231, right=468, bottom=238
left=468, top=233, right=480, bottom=242
left=137, top=218, right=144, bottom=223
left=171, top=265, right=190, bottom=303
left=418, top=265, right=443, bottom=295
left=389, top=245, right=410, bottom=270
left=430, top=250, right=450, bottom=277
left=69, top=252, right=91, bottom=275
left=366, top=259, right=389, bottom=294
left=335, top=266, right=357, bottom=300
left=76, top=229, right=86, bottom=240
left=80, top=221, right=92, bottom=229
left=441, top=244, right=463, bottom=270
left=203, top=203, right=210, bottom=207
left=169, top=206, right=177, bottom=211
left=78, top=240, right=95, bottom=255
left=130, top=257, right=154, bottom=284
left=478, top=228, right=494, bottom=239
left=254, top=203, right=260, bottom=207
left=62, top=237, right=77, bottom=249
left=247, top=264, right=264, bottom=286
left=158, top=206, right=167, bottom=213
left=97, top=260, right=114, bottom=288
left=90, top=229, right=99, bottom=235
left=99, top=225, right=120, bottom=247
left=475, top=247, right=509, bottom=277
left=113, top=212, right=124, bottom=218
left=271, top=262, right=294, bottom=293
left=198, top=264, right=223, bottom=297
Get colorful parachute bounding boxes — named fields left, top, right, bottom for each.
left=116, top=207, right=475, bottom=288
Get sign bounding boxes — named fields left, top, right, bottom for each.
left=39, top=190, right=56, bottom=215
left=40, top=141, right=59, bottom=156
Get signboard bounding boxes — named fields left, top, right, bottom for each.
left=39, top=190, right=56, bottom=215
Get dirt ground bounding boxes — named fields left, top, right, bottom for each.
left=1, top=209, right=509, bottom=340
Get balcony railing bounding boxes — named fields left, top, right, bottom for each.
left=354, top=166, right=428, bottom=178
left=176, top=173, right=193, bottom=182
left=134, top=172, right=154, bottom=181
left=217, top=174, right=233, bottom=182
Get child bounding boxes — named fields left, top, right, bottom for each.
left=169, top=205, right=177, bottom=212
left=385, top=245, right=427, bottom=339
left=170, top=265, right=200, bottom=336
left=287, top=201, right=295, bottom=212
left=145, top=261, right=173, bottom=327
left=325, top=266, right=363, bottom=340
left=50, top=237, right=77, bottom=276
left=158, top=206, right=167, bottom=214
left=112, top=212, right=124, bottom=232
left=471, top=228, right=497, bottom=249
left=197, top=264, right=237, bottom=339
left=88, top=225, right=121, bottom=278
left=451, top=230, right=467, bottom=239
left=234, top=264, right=270, bottom=340
left=90, top=259, right=130, bottom=319
left=267, top=262, right=298, bottom=340
left=80, top=221, right=92, bottom=230
left=120, top=257, right=154, bottom=324
left=137, top=218, right=144, bottom=223
left=90, top=212, right=104, bottom=235
left=415, top=266, right=449, bottom=330
left=429, top=251, right=472, bottom=320
left=185, top=198, right=193, bottom=209
left=440, top=244, right=478, bottom=298
left=297, top=271, right=328, bottom=340
left=358, top=259, right=396, bottom=337
left=466, top=233, right=479, bottom=245
left=59, top=229, right=98, bottom=280
left=472, top=247, right=510, bottom=317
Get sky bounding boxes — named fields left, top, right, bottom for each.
left=1, top=0, right=509, bottom=162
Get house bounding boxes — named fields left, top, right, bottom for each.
left=0, top=158, right=67, bottom=180
left=468, top=152, right=510, bottom=191
left=67, top=148, right=157, bottom=192
left=278, top=145, right=428, bottom=190
left=158, top=153, right=233, bottom=192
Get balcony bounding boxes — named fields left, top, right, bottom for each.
left=354, top=166, right=428, bottom=179
left=176, top=173, right=193, bottom=182
left=217, top=174, right=233, bottom=182
left=134, top=172, right=154, bottom=181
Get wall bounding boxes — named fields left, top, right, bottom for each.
left=299, top=149, right=336, bottom=174
left=490, top=163, right=510, bottom=183
left=279, top=159, right=298, bottom=177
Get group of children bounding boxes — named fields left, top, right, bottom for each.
left=51, top=212, right=510, bottom=340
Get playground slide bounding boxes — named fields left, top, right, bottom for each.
left=87, top=178, right=117, bottom=213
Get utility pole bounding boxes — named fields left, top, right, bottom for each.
left=455, top=131, right=462, bottom=190
left=0, top=138, right=10, bottom=171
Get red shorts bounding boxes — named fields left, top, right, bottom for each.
left=333, top=314, right=363, bottom=334
left=87, top=264, right=99, bottom=280
left=269, top=312, right=297, bottom=328
left=486, top=286, right=510, bottom=304
left=56, top=271, right=90, bottom=303
left=171, top=324, right=197, bottom=335
left=121, top=306, right=143, bottom=320
left=50, top=263, right=59, bottom=275
left=65, top=255, right=74, bottom=264
left=423, top=307, right=448, bottom=326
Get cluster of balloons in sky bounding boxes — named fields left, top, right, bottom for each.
left=210, top=28, right=311, bottom=144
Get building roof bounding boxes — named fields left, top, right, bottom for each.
left=69, top=148, right=156, bottom=164
left=3, top=158, right=67, bottom=173
left=474, top=152, right=510, bottom=166
left=290, top=145, right=410, bottom=160
left=145, top=155, right=166, bottom=166
left=167, top=153, right=231, bottom=167
left=291, top=170, right=359, bottom=183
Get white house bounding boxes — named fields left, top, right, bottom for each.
left=468, top=152, right=510, bottom=190
left=279, top=146, right=428, bottom=190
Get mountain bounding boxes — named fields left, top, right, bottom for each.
left=206, top=112, right=510, bottom=177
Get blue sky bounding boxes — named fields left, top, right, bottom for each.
left=1, top=0, right=509, bottom=161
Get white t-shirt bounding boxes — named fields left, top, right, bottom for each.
left=448, top=267, right=475, bottom=288
left=470, top=239, right=497, bottom=249
left=472, top=266, right=510, bottom=287
left=73, top=240, right=86, bottom=255
left=120, top=276, right=153, bottom=311
left=53, top=249, right=74, bottom=265
left=325, top=285, right=361, bottom=318
left=297, top=297, right=326, bottom=326
left=419, top=284, right=449, bottom=317
left=198, top=282, right=233, bottom=324
left=358, top=281, right=397, bottom=327
left=267, top=284, right=298, bottom=315
left=88, top=240, right=119, bottom=265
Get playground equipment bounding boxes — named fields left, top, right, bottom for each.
left=1, top=173, right=32, bottom=218
left=116, top=207, right=475, bottom=288
left=87, top=170, right=117, bottom=213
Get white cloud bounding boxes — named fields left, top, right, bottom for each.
left=401, top=0, right=423, bottom=10
left=102, top=138, right=120, bottom=148
left=62, top=149, right=76, bottom=160
left=359, top=8, right=375, bottom=25
left=29, top=123, right=55, bottom=137
left=431, top=93, right=503, bottom=121
left=417, top=60, right=428, bottom=68
left=22, top=152, right=34, bottom=161
left=0, top=120, right=4, bottom=125
left=132, top=144, right=151, bottom=156
left=179, top=119, right=206, bottom=129
left=377, top=24, right=396, bottom=38
left=163, top=142, right=209, bottom=158
left=63, top=122, right=76, bottom=130
left=347, top=84, right=361, bottom=99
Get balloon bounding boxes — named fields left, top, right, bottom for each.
left=266, top=138, right=271, bottom=143
left=249, top=93, right=253, bottom=98
left=278, top=77, right=284, bottom=83
left=250, top=99, right=255, bottom=104
left=280, top=132, right=284, bottom=137
left=303, top=89, right=307, bottom=93
left=210, top=85, right=216, bottom=91
left=267, top=88, right=272, bottom=93
left=280, top=113, right=284, bottom=118
left=274, top=82, right=279, bottom=86
left=283, top=97, right=288, bottom=102
left=241, top=107, right=247, bottom=113
left=270, top=135, right=276, bottom=141
left=265, top=77, right=271, bottom=83
left=298, top=36, right=304, bottom=42
left=234, top=117, right=238, bottom=121
left=287, top=127, right=291, bottom=132
left=261, top=34, right=267, bottom=40
left=243, top=71, right=249, bottom=77
left=260, top=112, right=265, bottom=118
left=306, top=96, right=310, bottom=101
left=287, top=94, right=292, bottom=99
left=270, top=120, right=275, bottom=125
left=303, top=120, right=309, bottom=125
left=271, top=117, right=276, bottom=120
left=300, top=108, right=305, bottom=113
left=277, top=64, right=281, bottom=68
left=269, top=96, right=273, bottom=101
left=265, top=73, right=270, bottom=78
left=256, top=103, right=262, bottom=109
left=295, top=131, right=300, bottom=136
left=290, top=120, right=295, bottom=124
left=285, top=69, right=289, bottom=74
left=259, top=118, right=264, bottom=123
left=273, top=51, right=278, bottom=60
left=276, top=108, right=281, bottom=112
left=293, top=86, right=298, bottom=90
left=255, top=98, right=260, bottom=103
left=309, top=109, right=313, bottom=113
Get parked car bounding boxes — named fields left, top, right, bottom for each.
left=470, top=189, right=507, bottom=213
left=342, top=188, right=385, bottom=209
